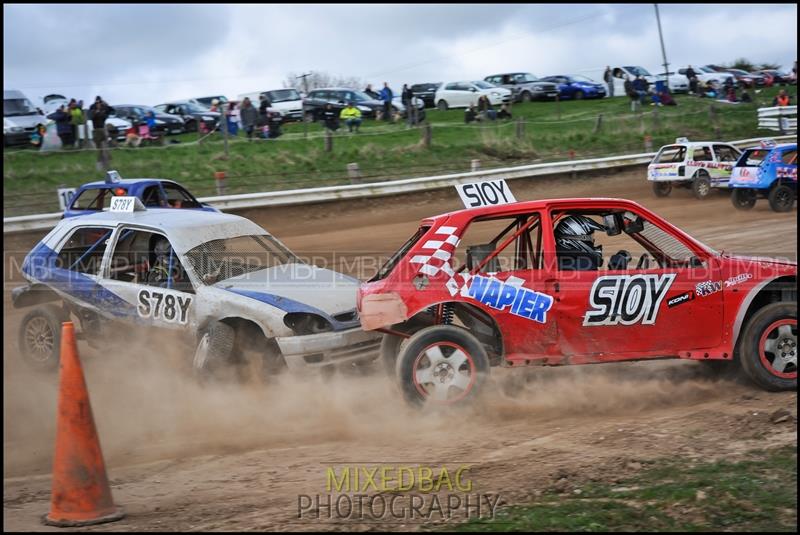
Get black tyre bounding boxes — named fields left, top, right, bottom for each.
left=397, top=325, right=490, bottom=407
left=193, top=321, right=235, bottom=379
left=738, top=302, right=796, bottom=391
left=437, top=100, right=448, bottom=112
left=652, top=181, right=672, bottom=197
left=521, top=91, right=532, bottom=103
left=768, top=184, right=795, bottom=213
left=574, top=90, right=585, bottom=100
left=731, top=188, right=757, bottom=210
left=19, top=304, right=68, bottom=371
left=380, top=333, right=405, bottom=376
left=692, top=171, right=712, bottom=200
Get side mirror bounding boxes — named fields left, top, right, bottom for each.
left=603, top=214, right=621, bottom=236
left=623, top=215, right=645, bottom=235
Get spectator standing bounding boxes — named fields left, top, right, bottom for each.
left=258, top=94, right=271, bottom=126
left=624, top=76, right=640, bottom=112
left=68, top=99, right=85, bottom=146
left=47, top=105, right=74, bottom=148
left=240, top=97, right=258, bottom=140
left=340, top=102, right=362, bottom=133
left=603, top=66, right=614, bottom=97
left=686, top=65, right=698, bottom=95
left=225, top=102, right=239, bottom=136
left=322, top=103, right=340, bottom=131
left=379, top=82, right=393, bottom=122
left=88, top=96, right=114, bottom=148
left=364, top=84, right=380, bottom=100
left=401, top=84, right=416, bottom=126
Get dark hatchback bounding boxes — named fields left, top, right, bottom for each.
left=302, top=88, right=383, bottom=121
left=153, top=101, right=220, bottom=132
left=411, top=83, right=441, bottom=108
left=112, top=105, right=186, bottom=135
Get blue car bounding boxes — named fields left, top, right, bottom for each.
left=64, top=171, right=220, bottom=218
left=729, top=142, right=797, bottom=212
left=540, top=75, right=607, bottom=100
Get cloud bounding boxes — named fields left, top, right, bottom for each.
left=3, top=3, right=796, bottom=105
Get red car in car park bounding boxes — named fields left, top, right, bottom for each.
left=358, top=180, right=797, bottom=407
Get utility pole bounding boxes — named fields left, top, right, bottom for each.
left=654, top=4, right=670, bottom=86
left=297, top=72, right=313, bottom=139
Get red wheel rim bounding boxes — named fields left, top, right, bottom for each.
left=759, top=319, right=797, bottom=379
left=412, top=342, right=477, bottom=404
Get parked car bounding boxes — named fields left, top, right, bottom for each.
left=302, top=88, right=383, bottom=121
left=63, top=171, right=219, bottom=219
left=411, top=83, right=442, bottom=108
left=237, top=88, right=304, bottom=122
left=606, top=66, right=689, bottom=95
left=483, top=73, right=558, bottom=102
left=358, top=193, right=797, bottom=406
left=193, top=95, right=229, bottom=108
left=153, top=101, right=220, bottom=132
left=4, top=89, right=49, bottom=146
left=730, top=142, right=797, bottom=212
left=754, top=70, right=793, bottom=86
left=647, top=138, right=742, bottom=199
left=677, top=66, right=735, bottom=87
left=434, top=81, right=513, bottom=111
left=15, top=202, right=381, bottom=375
left=539, top=75, right=606, bottom=100
left=112, top=105, right=185, bottom=135
left=723, top=69, right=766, bottom=88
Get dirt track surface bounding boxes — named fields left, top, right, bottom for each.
left=3, top=168, right=797, bottom=531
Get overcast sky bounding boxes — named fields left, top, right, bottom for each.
left=4, top=3, right=797, bottom=106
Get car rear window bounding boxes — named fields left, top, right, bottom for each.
left=69, top=187, right=127, bottom=211
left=654, top=146, right=686, bottom=163
left=740, top=149, right=770, bottom=167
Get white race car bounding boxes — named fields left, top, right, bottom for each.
left=647, top=138, right=742, bottom=199
left=14, top=199, right=380, bottom=376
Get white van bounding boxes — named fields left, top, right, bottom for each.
left=4, top=89, right=48, bottom=146
left=237, top=88, right=304, bottom=122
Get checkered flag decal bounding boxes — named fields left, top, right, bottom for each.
left=409, top=226, right=472, bottom=296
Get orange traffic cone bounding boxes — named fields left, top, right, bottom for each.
left=42, top=322, right=124, bottom=527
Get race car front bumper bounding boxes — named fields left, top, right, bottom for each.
left=275, top=327, right=381, bottom=371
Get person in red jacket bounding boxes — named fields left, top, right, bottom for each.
left=773, top=89, right=791, bottom=107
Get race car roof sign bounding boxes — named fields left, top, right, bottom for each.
left=109, top=196, right=146, bottom=212
left=456, top=179, right=517, bottom=209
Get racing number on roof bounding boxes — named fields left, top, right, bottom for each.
left=137, top=289, right=191, bottom=324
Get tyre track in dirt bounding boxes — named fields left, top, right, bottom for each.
left=3, top=168, right=797, bottom=531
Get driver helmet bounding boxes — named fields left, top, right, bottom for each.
left=555, top=215, right=605, bottom=270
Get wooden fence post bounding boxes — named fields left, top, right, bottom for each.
left=324, top=130, right=333, bottom=152
left=422, top=123, right=432, bottom=148
left=346, top=162, right=361, bottom=183
left=593, top=114, right=603, bottom=134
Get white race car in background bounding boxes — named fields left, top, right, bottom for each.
left=14, top=200, right=380, bottom=377
left=647, top=138, right=742, bottom=199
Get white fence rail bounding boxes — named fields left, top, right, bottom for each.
left=4, top=135, right=796, bottom=236
left=758, top=106, right=797, bottom=133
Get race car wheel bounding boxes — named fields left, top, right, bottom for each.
left=521, top=91, right=532, bottom=103
left=739, top=302, right=797, bottom=391
left=652, top=181, right=672, bottom=197
left=731, top=188, right=757, bottom=210
left=380, top=333, right=405, bottom=376
left=768, top=184, right=795, bottom=212
left=437, top=100, right=449, bottom=112
left=397, top=325, right=489, bottom=408
left=19, top=304, right=67, bottom=371
left=193, top=321, right=235, bottom=379
left=692, top=171, right=712, bottom=200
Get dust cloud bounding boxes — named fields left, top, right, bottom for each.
left=3, top=327, right=732, bottom=479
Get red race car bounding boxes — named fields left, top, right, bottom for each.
left=358, top=181, right=797, bottom=406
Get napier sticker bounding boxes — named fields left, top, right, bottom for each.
left=666, top=290, right=695, bottom=308
left=467, top=275, right=553, bottom=323
left=583, top=274, right=676, bottom=326
left=137, top=289, right=192, bottom=324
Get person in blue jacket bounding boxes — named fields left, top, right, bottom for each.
left=380, top=82, right=393, bottom=122
left=47, top=105, right=75, bottom=148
